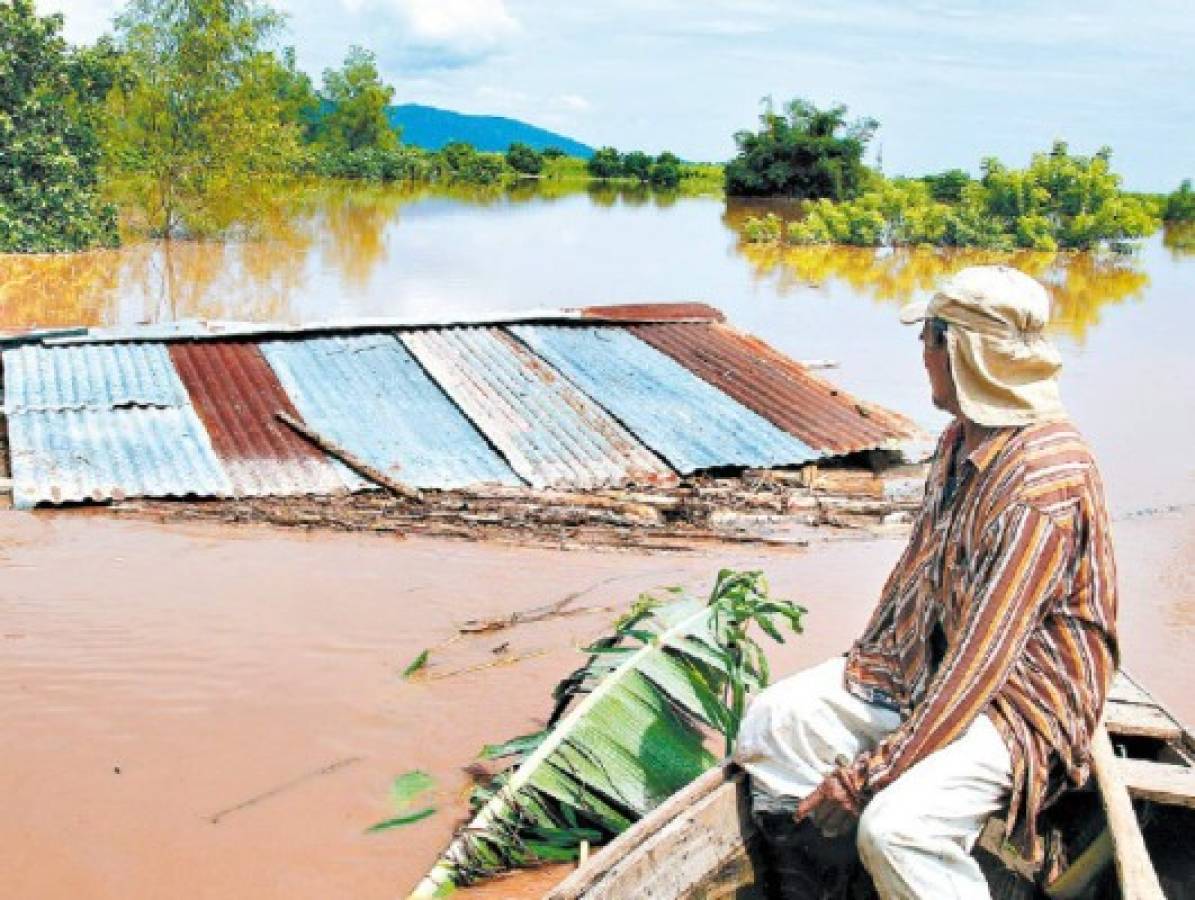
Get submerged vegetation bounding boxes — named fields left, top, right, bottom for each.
left=1165, top=180, right=1195, bottom=222
left=742, top=141, right=1161, bottom=252
left=409, top=570, right=804, bottom=896
left=725, top=98, right=878, bottom=200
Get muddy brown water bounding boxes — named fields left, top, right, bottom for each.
left=1, top=185, right=1193, bottom=897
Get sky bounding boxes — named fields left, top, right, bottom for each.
left=37, top=0, right=1195, bottom=190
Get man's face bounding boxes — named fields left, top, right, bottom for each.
left=920, top=319, right=961, bottom=416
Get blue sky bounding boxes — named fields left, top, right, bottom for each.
left=41, top=0, right=1195, bottom=190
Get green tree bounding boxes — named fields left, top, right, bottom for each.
left=1164, top=179, right=1195, bottom=222
left=541, top=146, right=565, bottom=160
left=317, top=46, right=398, bottom=152
left=650, top=151, right=682, bottom=189
left=724, top=97, right=878, bottom=199
left=505, top=141, right=543, bottom=175
left=0, top=0, right=120, bottom=251
left=586, top=146, right=621, bottom=179
left=620, top=150, right=652, bottom=182
left=922, top=168, right=971, bottom=203
left=105, top=0, right=302, bottom=237
left=268, top=45, right=319, bottom=140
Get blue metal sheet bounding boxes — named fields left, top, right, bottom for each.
left=260, top=333, right=520, bottom=490
left=401, top=327, right=675, bottom=490
left=7, top=407, right=232, bottom=509
left=2, top=343, right=190, bottom=413
left=508, top=325, right=816, bottom=474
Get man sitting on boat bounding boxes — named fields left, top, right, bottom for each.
left=735, top=265, right=1118, bottom=899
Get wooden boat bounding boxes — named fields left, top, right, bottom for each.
left=545, top=671, right=1195, bottom=899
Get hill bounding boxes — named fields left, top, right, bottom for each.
left=385, top=104, right=593, bottom=157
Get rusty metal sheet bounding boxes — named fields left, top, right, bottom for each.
left=2, top=342, right=190, bottom=413
left=509, top=325, right=815, bottom=474
left=578, top=303, right=726, bottom=324
left=260, top=333, right=520, bottom=490
left=629, top=323, right=921, bottom=457
left=169, top=342, right=353, bottom=497
left=401, top=327, right=675, bottom=490
left=7, top=406, right=231, bottom=509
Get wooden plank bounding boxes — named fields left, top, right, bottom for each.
left=548, top=765, right=756, bottom=900
left=1119, top=758, right=1195, bottom=810
left=1105, top=700, right=1183, bottom=742
left=1089, top=725, right=1166, bottom=900
left=1109, top=672, right=1154, bottom=707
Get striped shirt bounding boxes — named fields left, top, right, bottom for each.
left=840, top=419, right=1119, bottom=858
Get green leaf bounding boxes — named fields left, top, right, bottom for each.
left=402, top=649, right=430, bottom=679
left=392, top=770, right=435, bottom=805
left=366, top=806, right=436, bottom=832
left=408, top=569, right=803, bottom=897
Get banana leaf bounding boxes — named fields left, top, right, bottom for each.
left=408, top=569, right=803, bottom=897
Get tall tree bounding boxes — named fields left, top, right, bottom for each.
left=105, top=0, right=301, bottom=237
left=269, top=45, right=319, bottom=140
left=317, top=46, right=398, bottom=152
left=725, top=97, right=878, bottom=199
left=0, top=0, right=120, bottom=251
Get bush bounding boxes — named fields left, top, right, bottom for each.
left=436, top=142, right=507, bottom=184
left=775, top=143, right=1160, bottom=251
left=304, top=146, right=431, bottom=181
left=587, top=147, right=622, bottom=179
left=621, top=150, right=653, bottom=182
left=649, top=151, right=682, bottom=189
left=505, top=142, right=543, bottom=175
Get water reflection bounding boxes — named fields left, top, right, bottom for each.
left=1163, top=222, right=1195, bottom=259
left=724, top=202, right=1150, bottom=342
left=0, top=183, right=1161, bottom=343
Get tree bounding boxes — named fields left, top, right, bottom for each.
left=724, top=97, right=878, bottom=199
left=1165, top=179, right=1195, bottom=222
left=586, top=146, right=621, bottom=179
left=105, top=0, right=303, bottom=237
left=620, top=150, right=652, bottom=182
left=650, top=151, right=682, bottom=189
left=541, top=146, right=565, bottom=160
left=317, top=46, right=398, bottom=152
left=922, top=168, right=971, bottom=203
left=268, top=45, right=319, bottom=140
left=0, top=0, right=119, bottom=251
left=505, top=141, right=543, bottom=175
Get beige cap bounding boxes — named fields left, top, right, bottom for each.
left=899, top=265, right=1066, bottom=427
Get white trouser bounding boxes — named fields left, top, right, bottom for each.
left=734, top=657, right=1013, bottom=900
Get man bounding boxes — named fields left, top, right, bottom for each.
left=735, top=265, right=1118, bottom=899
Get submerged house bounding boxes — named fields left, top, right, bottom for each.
left=0, top=304, right=923, bottom=538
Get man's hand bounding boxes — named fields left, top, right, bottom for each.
left=795, top=772, right=862, bottom=838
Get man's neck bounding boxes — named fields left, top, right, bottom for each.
left=959, top=418, right=996, bottom=458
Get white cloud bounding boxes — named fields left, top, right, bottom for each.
left=557, top=94, right=591, bottom=112
left=320, top=0, right=521, bottom=70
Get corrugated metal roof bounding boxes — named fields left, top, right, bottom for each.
left=578, top=302, right=724, bottom=323
left=169, top=342, right=353, bottom=497
left=2, top=343, right=190, bottom=413
left=630, top=323, right=921, bottom=456
left=508, top=325, right=816, bottom=474
left=401, top=327, right=675, bottom=490
left=260, top=333, right=520, bottom=490
left=7, top=407, right=231, bottom=509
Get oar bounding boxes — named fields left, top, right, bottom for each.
left=1088, top=722, right=1165, bottom=900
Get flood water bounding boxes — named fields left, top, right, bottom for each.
left=1, top=184, right=1193, bottom=898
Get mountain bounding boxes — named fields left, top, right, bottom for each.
left=385, top=104, right=593, bottom=158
